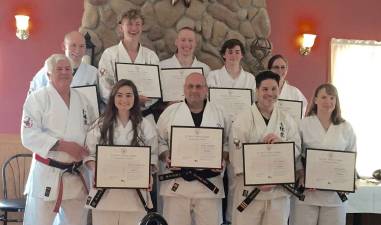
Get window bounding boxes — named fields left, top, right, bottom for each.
left=331, top=38, right=381, bottom=177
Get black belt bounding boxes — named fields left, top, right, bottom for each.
left=159, top=168, right=220, bottom=194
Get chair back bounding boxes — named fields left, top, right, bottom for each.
left=2, top=154, right=32, bottom=199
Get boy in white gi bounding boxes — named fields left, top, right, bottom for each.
left=230, top=71, right=301, bottom=225
left=21, top=54, right=93, bottom=225
left=98, top=9, right=160, bottom=120
left=290, top=84, right=356, bottom=225
left=28, top=31, right=98, bottom=94
left=85, top=79, right=158, bottom=225
left=157, top=72, right=229, bottom=225
left=268, top=54, right=308, bottom=116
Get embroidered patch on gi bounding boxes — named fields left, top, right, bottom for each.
left=45, top=187, right=51, bottom=197
left=99, top=68, right=106, bottom=77
left=23, top=116, right=33, bottom=128
left=242, top=190, right=248, bottom=197
left=171, top=183, right=179, bottom=192
left=82, top=109, right=88, bottom=125
left=280, top=122, right=285, bottom=138
left=86, top=196, right=92, bottom=205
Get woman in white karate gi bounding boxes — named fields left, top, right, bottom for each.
left=85, top=79, right=158, bottom=225
left=230, top=71, right=301, bottom=225
left=268, top=54, right=308, bottom=116
left=290, top=83, right=356, bottom=225
left=206, top=38, right=256, bottom=224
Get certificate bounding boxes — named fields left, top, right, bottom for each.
left=73, top=85, right=100, bottom=121
left=95, top=145, right=151, bottom=189
left=160, top=67, right=204, bottom=102
left=243, top=142, right=296, bottom=185
left=209, top=88, right=253, bottom=121
left=170, top=126, right=223, bottom=169
left=305, top=148, right=356, bottom=192
left=278, top=99, right=303, bottom=120
left=115, top=63, right=162, bottom=98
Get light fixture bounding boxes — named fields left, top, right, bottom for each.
left=15, top=15, right=30, bottom=40
left=300, top=33, right=316, bottom=55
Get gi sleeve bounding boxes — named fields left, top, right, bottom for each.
left=98, top=49, right=116, bottom=106
left=21, top=93, right=58, bottom=157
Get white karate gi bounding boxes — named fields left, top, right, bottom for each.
left=206, top=65, right=256, bottom=222
left=279, top=81, right=308, bottom=116
left=157, top=101, right=229, bottom=225
left=159, top=55, right=211, bottom=78
left=290, top=115, right=356, bottom=225
left=98, top=42, right=159, bottom=106
left=230, top=103, right=301, bottom=225
left=85, top=118, right=158, bottom=225
left=28, top=63, right=98, bottom=94
left=21, top=85, right=94, bottom=225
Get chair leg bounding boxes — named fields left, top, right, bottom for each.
left=3, top=211, right=6, bottom=225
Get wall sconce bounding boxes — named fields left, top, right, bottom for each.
left=300, top=33, right=316, bottom=55
left=15, top=15, right=30, bottom=40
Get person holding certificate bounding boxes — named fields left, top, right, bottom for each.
left=85, top=79, right=158, bottom=225
left=157, top=72, right=229, bottom=225
left=159, top=26, right=211, bottom=77
left=207, top=39, right=256, bottom=101
left=21, top=54, right=93, bottom=225
left=290, top=84, right=357, bottom=225
left=206, top=38, right=256, bottom=224
left=268, top=54, right=308, bottom=116
left=98, top=9, right=160, bottom=120
left=229, top=71, right=301, bottom=225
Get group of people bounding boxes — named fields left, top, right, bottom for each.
left=21, top=8, right=356, bottom=225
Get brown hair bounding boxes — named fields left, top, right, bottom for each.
left=307, top=83, right=345, bottom=125
left=118, top=9, right=144, bottom=24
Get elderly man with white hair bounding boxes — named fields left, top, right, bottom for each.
left=21, top=54, right=94, bottom=225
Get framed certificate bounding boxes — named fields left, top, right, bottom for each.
left=170, top=126, right=224, bottom=169
left=278, top=99, right=303, bottom=120
left=115, top=63, right=162, bottom=98
left=209, top=87, right=253, bottom=121
left=73, top=84, right=100, bottom=120
left=160, top=67, right=204, bottom=102
left=305, top=148, right=356, bottom=192
left=95, top=145, right=151, bottom=189
left=243, top=142, right=296, bottom=186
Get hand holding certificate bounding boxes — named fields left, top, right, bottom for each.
left=115, top=63, right=161, bottom=98
left=304, top=148, right=356, bottom=192
left=95, top=145, right=151, bottom=189
left=243, top=142, right=296, bottom=186
left=160, top=68, right=204, bottom=102
left=170, top=126, right=223, bottom=169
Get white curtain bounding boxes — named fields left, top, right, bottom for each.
left=331, top=38, right=381, bottom=177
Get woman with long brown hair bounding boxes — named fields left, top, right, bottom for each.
left=85, top=79, right=158, bottom=225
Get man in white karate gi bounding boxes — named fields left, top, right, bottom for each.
left=28, top=31, right=98, bottom=94
left=229, top=71, right=302, bottom=225
left=21, top=54, right=93, bottom=225
left=157, top=72, right=229, bottom=225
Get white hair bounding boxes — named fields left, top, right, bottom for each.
left=45, top=54, right=72, bottom=75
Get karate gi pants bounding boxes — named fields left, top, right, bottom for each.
left=163, top=196, right=222, bottom=225
left=23, top=194, right=87, bottom=225
left=232, top=196, right=290, bottom=225
left=290, top=203, right=345, bottom=225
left=92, top=210, right=146, bottom=225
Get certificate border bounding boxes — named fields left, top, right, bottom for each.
left=242, top=142, right=296, bottom=186
left=208, top=87, right=254, bottom=105
left=72, top=84, right=101, bottom=116
left=169, top=125, right=224, bottom=169
left=278, top=99, right=303, bottom=119
left=115, top=62, right=162, bottom=99
left=95, top=144, right=152, bottom=189
left=160, top=67, right=204, bottom=102
left=305, top=147, right=356, bottom=193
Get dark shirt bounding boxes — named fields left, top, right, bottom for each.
left=186, top=100, right=207, bottom=127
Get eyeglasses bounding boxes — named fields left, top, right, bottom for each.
left=271, top=65, right=287, bottom=70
